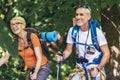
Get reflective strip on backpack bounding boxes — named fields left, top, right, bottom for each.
left=74, top=42, right=93, bottom=47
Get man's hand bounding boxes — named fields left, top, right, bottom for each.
left=73, top=17, right=77, bottom=26
left=55, top=51, right=63, bottom=63
left=89, top=67, right=99, bottom=78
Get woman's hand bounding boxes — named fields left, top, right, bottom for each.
left=0, top=51, right=10, bottom=67
left=30, top=72, right=37, bottom=80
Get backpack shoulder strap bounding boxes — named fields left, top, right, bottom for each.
left=26, top=28, right=50, bottom=59
left=26, top=30, right=34, bottom=50
left=26, top=30, right=31, bottom=40
left=25, top=28, right=39, bottom=48
left=71, top=25, right=80, bottom=42
left=89, top=20, right=101, bottom=52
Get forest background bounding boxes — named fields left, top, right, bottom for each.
left=0, top=0, right=120, bottom=80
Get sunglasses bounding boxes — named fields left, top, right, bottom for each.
left=77, top=4, right=89, bottom=9
left=76, top=4, right=91, bottom=14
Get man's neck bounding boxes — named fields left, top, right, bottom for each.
left=80, top=23, right=89, bottom=31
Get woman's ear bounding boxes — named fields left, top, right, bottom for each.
left=22, top=24, right=26, bottom=29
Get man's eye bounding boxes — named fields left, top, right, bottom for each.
left=76, top=13, right=78, bottom=16
left=76, top=13, right=84, bottom=16
left=80, top=13, right=84, bottom=16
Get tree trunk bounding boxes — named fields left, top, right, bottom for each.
left=101, top=4, right=120, bottom=80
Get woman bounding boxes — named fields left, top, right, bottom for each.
left=10, top=16, right=50, bottom=80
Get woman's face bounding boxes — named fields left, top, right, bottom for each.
left=10, top=20, right=25, bottom=35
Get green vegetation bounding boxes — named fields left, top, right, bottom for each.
left=0, top=0, right=120, bottom=80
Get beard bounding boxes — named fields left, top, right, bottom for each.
left=76, top=20, right=88, bottom=27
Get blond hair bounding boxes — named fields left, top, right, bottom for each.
left=10, top=16, right=26, bottom=26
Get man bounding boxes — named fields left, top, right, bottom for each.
left=55, top=5, right=110, bottom=80
left=0, top=51, right=10, bottom=67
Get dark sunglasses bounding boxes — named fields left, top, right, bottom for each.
left=77, top=4, right=89, bottom=9
left=76, top=4, right=91, bottom=14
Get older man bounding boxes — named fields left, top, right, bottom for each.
left=55, top=4, right=110, bottom=80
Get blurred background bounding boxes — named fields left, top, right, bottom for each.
left=0, top=0, right=120, bottom=80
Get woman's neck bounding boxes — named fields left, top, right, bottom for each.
left=18, top=30, right=27, bottom=40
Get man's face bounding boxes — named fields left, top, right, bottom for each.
left=75, top=8, right=91, bottom=27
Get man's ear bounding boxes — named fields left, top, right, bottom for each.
left=87, top=14, right=91, bottom=20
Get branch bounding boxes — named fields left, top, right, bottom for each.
left=47, top=32, right=67, bottom=53
left=101, top=13, right=120, bottom=35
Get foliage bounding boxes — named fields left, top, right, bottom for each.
left=0, top=0, right=120, bottom=80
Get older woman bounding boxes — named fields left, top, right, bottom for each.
left=10, top=16, right=50, bottom=80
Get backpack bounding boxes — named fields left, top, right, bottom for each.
left=71, top=20, right=101, bottom=52
left=24, top=28, right=50, bottom=59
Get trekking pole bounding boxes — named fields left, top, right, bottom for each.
left=56, top=62, right=61, bottom=80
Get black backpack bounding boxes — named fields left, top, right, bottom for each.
left=24, top=28, right=50, bottom=59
